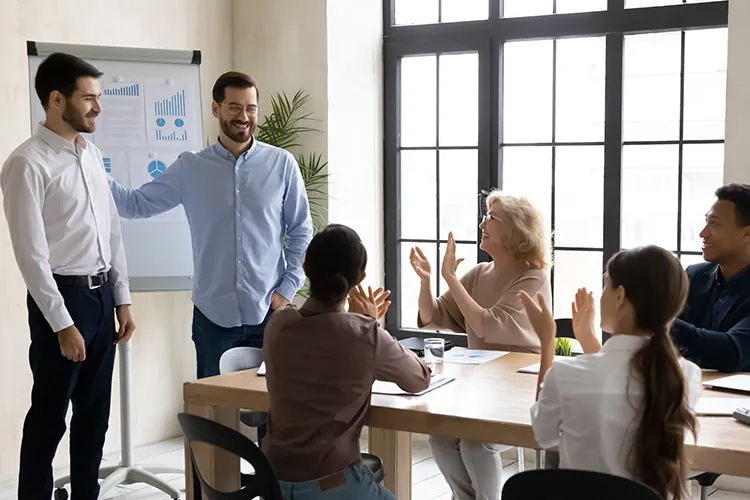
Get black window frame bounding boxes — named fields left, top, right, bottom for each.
left=383, top=0, right=729, bottom=345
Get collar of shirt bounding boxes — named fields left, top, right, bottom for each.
left=300, top=297, right=347, bottom=315
left=212, top=136, right=258, bottom=163
left=713, top=263, right=750, bottom=290
left=36, top=124, right=87, bottom=154
left=599, top=334, right=650, bottom=354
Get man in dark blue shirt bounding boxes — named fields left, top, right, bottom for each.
left=671, top=183, right=750, bottom=373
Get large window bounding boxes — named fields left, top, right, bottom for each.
left=384, top=0, right=729, bottom=343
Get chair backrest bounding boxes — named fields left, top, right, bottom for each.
left=219, top=346, right=264, bottom=375
left=502, top=469, right=662, bottom=500
left=178, top=413, right=283, bottom=500
left=555, top=318, right=575, bottom=338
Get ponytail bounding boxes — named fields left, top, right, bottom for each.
left=629, top=326, right=697, bottom=500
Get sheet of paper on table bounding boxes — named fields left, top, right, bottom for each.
left=256, top=362, right=266, bottom=376
left=517, top=356, right=567, bottom=374
left=443, top=348, right=509, bottom=365
left=372, top=376, right=456, bottom=396
left=696, top=397, right=750, bottom=416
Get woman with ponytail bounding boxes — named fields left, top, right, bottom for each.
left=262, top=224, right=431, bottom=500
left=520, top=245, right=701, bottom=499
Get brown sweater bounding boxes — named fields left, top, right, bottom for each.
left=262, top=299, right=431, bottom=482
left=419, top=263, right=551, bottom=353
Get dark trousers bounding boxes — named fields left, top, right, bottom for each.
left=191, top=306, right=271, bottom=441
left=18, top=282, right=116, bottom=500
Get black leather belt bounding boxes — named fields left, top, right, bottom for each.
left=53, top=272, right=109, bottom=289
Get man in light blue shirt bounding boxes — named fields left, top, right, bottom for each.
left=109, top=71, right=313, bottom=380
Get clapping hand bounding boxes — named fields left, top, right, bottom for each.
left=571, top=288, right=596, bottom=339
left=518, top=291, right=557, bottom=347
left=441, top=232, right=464, bottom=281
left=410, top=247, right=431, bottom=283
left=348, top=285, right=392, bottom=319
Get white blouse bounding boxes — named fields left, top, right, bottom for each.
left=530, top=334, right=702, bottom=479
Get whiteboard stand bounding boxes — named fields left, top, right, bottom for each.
left=53, top=342, right=183, bottom=500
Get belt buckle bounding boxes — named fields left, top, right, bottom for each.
left=87, top=274, right=102, bottom=290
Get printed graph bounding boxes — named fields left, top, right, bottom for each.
left=103, top=157, right=112, bottom=173
left=104, top=84, right=140, bottom=97
left=155, top=130, right=188, bottom=142
left=153, top=89, right=186, bottom=116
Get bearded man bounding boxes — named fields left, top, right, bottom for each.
left=2, top=52, right=135, bottom=500
left=108, top=71, right=312, bottom=384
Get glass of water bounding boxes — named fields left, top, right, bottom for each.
left=424, top=338, right=445, bottom=364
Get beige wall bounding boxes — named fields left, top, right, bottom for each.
left=232, top=0, right=329, bottom=222
left=0, top=0, right=232, bottom=481
left=326, top=0, right=384, bottom=283
left=725, top=0, right=750, bottom=185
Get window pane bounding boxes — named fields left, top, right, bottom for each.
left=623, top=32, right=681, bottom=141
left=503, top=0, right=553, bottom=17
left=555, top=37, right=606, bottom=142
left=400, top=151, right=437, bottom=240
left=554, top=146, right=604, bottom=248
left=439, top=243, right=479, bottom=297
left=442, top=0, right=489, bottom=22
left=501, top=146, right=552, bottom=234
left=503, top=40, right=553, bottom=143
left=681, top=254, right=705, bottom=269
left=552, top=250, right=603, bottom=322
left=621, top=145, right=679, bottom=250
left=440, top=53, right=479, bottom=146
left=400, top=242, right=438, bottom=329
left=555, top=0, right=606, bottom=14
left=681, top=144, right=724, bottom=252
left=395, top=0, right=439, bottom=25
left=439, top=150, right=479, bottom=242
left=684, top=28, right=728, bottom=140
left=401, top=56, right=436, bottom=147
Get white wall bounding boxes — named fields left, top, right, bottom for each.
left=0, top=0, right=232, bottom=481
left=725, top=0, right=750, bottom=185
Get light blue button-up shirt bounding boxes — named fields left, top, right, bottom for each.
left=109, top=140, right=313, bottom=328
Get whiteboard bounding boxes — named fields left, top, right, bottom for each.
left=27, top=42, right=203, bottom=291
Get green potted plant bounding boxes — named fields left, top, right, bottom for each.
left=555, top=337, right=573, bottom=357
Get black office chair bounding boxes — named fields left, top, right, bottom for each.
left=555, top=318, right=575, bottom=338
left=692, top=472, right=721, bottom=500
left=502, top=469, right=662, bottom=500
left=178, top=412, right=283, bottom=500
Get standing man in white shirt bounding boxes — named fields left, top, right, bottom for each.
left=1, top=53, right=135, bottom=500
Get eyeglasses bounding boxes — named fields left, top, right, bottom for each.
left=218, top=102, right=260, bottom=117
left=481, top=213, right=503, bottom=224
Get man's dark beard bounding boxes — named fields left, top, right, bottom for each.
left=220, top=118, right=255, bottom=143
left=62, top=102, right=95, bottom=133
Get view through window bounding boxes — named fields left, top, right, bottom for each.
left=384, top=0, right=729, bottom=343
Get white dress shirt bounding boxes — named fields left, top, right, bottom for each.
left=530, top=334, right=702, bottom=479
left=1, top=125, right=131, bottom=332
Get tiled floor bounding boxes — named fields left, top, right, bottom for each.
left=1, top=430, right=748, bottom=499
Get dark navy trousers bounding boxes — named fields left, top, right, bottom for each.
left=18, top=281, right=116, bottom=500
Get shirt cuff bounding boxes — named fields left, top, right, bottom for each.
left=46, top=308, right=75, bottom=333
left=276, top=279, right=298, bottom=303
left=113, top=284, right=132, bottom=307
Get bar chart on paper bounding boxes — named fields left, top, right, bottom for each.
left=154, top=90, right=186, bottom=117
left=104, top=83, right=140, bottom=96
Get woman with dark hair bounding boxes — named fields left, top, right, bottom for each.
left=262, top=224, right=431, bottom=500
left=520, top=245, right=701, bottom=500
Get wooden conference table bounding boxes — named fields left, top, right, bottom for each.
left=182, top=352, right=750, bottom=499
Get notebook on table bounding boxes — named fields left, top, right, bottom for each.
left=703, top=374, right=750, bottom=394
left=695, top=397, right=750, bottom=416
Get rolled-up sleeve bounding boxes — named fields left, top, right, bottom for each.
left=530, top=363, right=563, bottom=449
left=1, top=156, right=73, bottom=332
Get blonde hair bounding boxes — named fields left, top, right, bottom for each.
left=485, top=190, right=549, bottom=269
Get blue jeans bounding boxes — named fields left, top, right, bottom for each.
left=279, top=466, right=395, bottom=500
left=191, top=306, right=271, bottom=441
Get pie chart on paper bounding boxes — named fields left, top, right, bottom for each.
left=147, top=160, right=167, bottom=178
